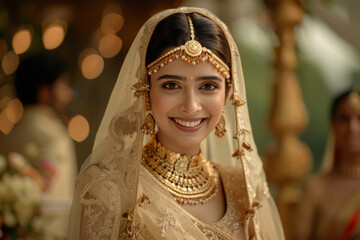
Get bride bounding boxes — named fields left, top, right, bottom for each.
left=68, top=7, right=285, bottom=239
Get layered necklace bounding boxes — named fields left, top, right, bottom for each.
left=336, top=163, right=360, bottom=178
left=142, top=136, right=218, bottom=205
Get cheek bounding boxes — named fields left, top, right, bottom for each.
left=149, top=88, right=173, bottom=122
left=333, top=123, right=346, bottom=138
left=205, top=93, right=226, bottom=119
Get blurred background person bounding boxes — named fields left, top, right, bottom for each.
left=294, top=86, right=360, bottom=240
left=0, top=53, right=77, bottom=239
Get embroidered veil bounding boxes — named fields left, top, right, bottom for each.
left=68, top=7, right=284, bottom=240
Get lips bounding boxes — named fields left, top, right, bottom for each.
left=171, top=117, right=206, bottom=132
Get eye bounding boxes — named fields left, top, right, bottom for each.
left=162, top=82, right=180, bottom=89
left=200, top=82, right=218, bottom=91
left=338, top=114, right=349, bottom=122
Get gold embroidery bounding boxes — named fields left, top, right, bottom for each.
left=158, top=208, right=188, bottom=237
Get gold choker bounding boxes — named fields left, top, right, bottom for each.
left=146, top=15, right=230, bottom=82
left=337, top=164, right=360, bottom=178
left=142, top=136, right=218, bottom=205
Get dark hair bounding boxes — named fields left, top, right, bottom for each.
left=146, top=13, right=231, bottom=69
left=330, top=89, right=357, bottom=120
left=14, top=54, right=64, bottom=105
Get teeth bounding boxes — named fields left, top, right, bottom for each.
left=174, top=118, right=202, bottom=127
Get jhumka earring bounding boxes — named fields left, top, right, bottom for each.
left=142, top=113, right=155, bottom=136
left=215, top=114, right=226, bottom=138
left=141, top=90, right=156, bottom=136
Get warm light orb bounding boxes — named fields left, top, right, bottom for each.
left=12, top=29, right=32, bottom=54
left=42, top=22, right=66, bottom=50
left=101, top=13, right=124, bottom=34
left=2, top=51, right=19, bottom=75
left=0, top=96, right=11, bottom=110
left=80, top=53, right=104, bottom=79
left=68, top=115, right=90, bottom=142
left=98, top=34, right=123, bottom=58
left=0, top=110, right=14, bottom=135
left=4, top=98, right=23, bottom=124
left=78, top=48, right=96, bottom=68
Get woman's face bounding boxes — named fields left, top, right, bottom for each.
left=332, top=97, right=360, bottom=155
left=149, top=59, right=227, bottom=156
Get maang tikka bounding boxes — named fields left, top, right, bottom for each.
left=146, top=15, right=231, bottom=84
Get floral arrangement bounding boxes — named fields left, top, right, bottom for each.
left=0, top=152, right=55, bottom=240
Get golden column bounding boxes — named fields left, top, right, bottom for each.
left=262, top=0, right=312, bottom=238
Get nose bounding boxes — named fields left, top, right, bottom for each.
left=180, top=89, right=201, bottom=115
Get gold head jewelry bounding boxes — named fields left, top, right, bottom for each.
left=147, top=15, right=231, bottom=82
left=337, top=163, right=360, bottom=178
left=141, top=113, right=155, bottom=136
left=349, top=84, right=360, bottom=110
left=142, top=136, right=218, bottom=205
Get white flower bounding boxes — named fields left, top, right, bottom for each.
left=8, top=152, right=27, bottom=170
left=0, top=154, right=6, bottom=173
left=1, top=173, right=42, bottom=228
left=0, top=182, right=8, bottom=200
left=14, top=201, right=34, bottom=227
left=3, top=205, right=17, bottom=227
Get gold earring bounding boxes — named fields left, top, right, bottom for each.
left=142, top=112, right=155, bottom=136
left=215, top=114, right=226, bottom=138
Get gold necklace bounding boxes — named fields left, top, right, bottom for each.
left=142, top=136, right=218, bottom=205
left=337, top=163, right=360, bottom=178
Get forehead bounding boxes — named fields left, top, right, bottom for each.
left=150, top=58, right=224, bottom=79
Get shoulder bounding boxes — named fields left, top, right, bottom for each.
left=212, top=161, right=245, bottom=183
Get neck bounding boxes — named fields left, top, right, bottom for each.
left=156, top=133, right=201, bottom=156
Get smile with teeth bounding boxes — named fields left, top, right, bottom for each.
left=173, top=118, right=203, bottom=128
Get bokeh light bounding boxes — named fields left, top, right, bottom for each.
left=12, top=29, right=32, bottom=54
left=4, top=98, right=23, bottom=124
left=0, top=96, right=11, bottom=110
left=68, top=115, right=90, bottom=142
left=0, top=110, right=14, bottom=135
left=101, top=12, right=124, bottom=34
left=98, top=34, right=123, bottom=58
left=42, top=21, right=67, bottom=50
left=2, top=51, right=19, bottom=75
left=80, top=51, right=104, bottom=79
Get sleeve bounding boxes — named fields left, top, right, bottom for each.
left=258, top=183, right=286, bottom=240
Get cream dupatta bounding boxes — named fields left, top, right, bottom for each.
left=68, top=7, right=284, bottom=240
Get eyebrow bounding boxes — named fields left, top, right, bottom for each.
left=157, top=75, right=186, bottom=81
left=157, top=74, right=223, bottom=82
left=196, top=76, right=223, bottom=82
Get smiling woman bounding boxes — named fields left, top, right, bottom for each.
left=68, top=7, right=285, bottom=240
